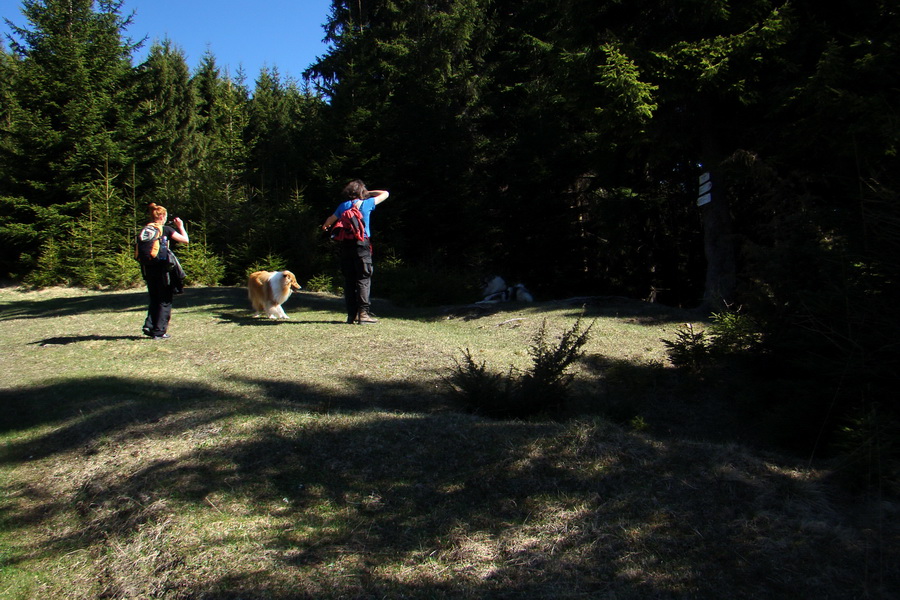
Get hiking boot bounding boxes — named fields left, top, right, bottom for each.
left=357, top=310, right=378, bottom=324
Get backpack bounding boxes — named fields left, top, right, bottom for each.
left=330, top=202, right=367, bottom=243
left=134, top=223, right=169, bottom=265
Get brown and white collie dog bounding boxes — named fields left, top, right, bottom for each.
left=247, top=270, right=301, bottom=319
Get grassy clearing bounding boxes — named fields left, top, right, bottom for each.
left=0, top=285, right=896, bottom=599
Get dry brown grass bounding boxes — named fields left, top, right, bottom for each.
left=1, top=286, right=896, bottom=599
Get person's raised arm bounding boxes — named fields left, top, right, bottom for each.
left=368, top=190, right=389, bottom=205
left=170, top=217, right=189, bottom=244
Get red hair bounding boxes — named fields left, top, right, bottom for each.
left=148, top=203, right=167, bottom=222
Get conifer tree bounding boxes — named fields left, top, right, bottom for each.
left=0, top=43, right=23, bottom=277
left=132, top=39, right=199, bottom=208
left=309, top=0, right=495, bottom=266
left=0, top=40, right=16, bottom=166
left=191, top=52, right=252, bottom=278
left=240, top=67, right=327, bottom=276
left=67, top=162, right=135, bottom=288
left=247, top=67, right=296, bottom=201
left=1, top=0, right=137, bottom=278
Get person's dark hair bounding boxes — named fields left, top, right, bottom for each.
left=342, top=179, right=368, bottom=200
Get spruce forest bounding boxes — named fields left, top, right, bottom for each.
left=1, top=1, right=898, bottom=481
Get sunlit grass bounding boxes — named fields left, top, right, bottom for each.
left=0, top=286, right=895, bottom=599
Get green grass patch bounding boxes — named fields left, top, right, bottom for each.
left=0, top=286, right=895, bottom=599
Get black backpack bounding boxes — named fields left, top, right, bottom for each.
left=134, top=223, right=169, bottom=265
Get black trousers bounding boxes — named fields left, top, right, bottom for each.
left=143, top=265, right=173, bottom=336
left=340, top=241, right=373, bottom=321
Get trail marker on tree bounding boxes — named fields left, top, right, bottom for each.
left=697, top=172, right=712, bottom=206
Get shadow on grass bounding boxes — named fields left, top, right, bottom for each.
left=214, top=312, right=350, bottom=327
left=552, top=295, right=703, bottom=325
left=1, top=285, right=698, bottom=328
left=1, top=374, right=895, bottom=599
left=439, top=295, right=701, bottom=324
left=0, top=287, right=249, bottom=322
left=30, top=334, right=145, bottom=345
left=0, top=289, right=149, bottom=321
left=0, top=286, right=353, bottom=328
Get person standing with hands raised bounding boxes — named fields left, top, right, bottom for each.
left=139, top=203, right=189, bottom=339
left=322, top=180, right=389, bottom=324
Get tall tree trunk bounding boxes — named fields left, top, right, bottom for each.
left=698, top=107, right=735, bottom=312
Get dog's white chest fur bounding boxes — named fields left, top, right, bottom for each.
left=267, top=272, right=286, bottom=299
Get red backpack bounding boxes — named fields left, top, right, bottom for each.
left=330, top=202, right=367, bottom=243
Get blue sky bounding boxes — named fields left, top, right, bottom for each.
left=1, top=0, right=334, bottom=81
